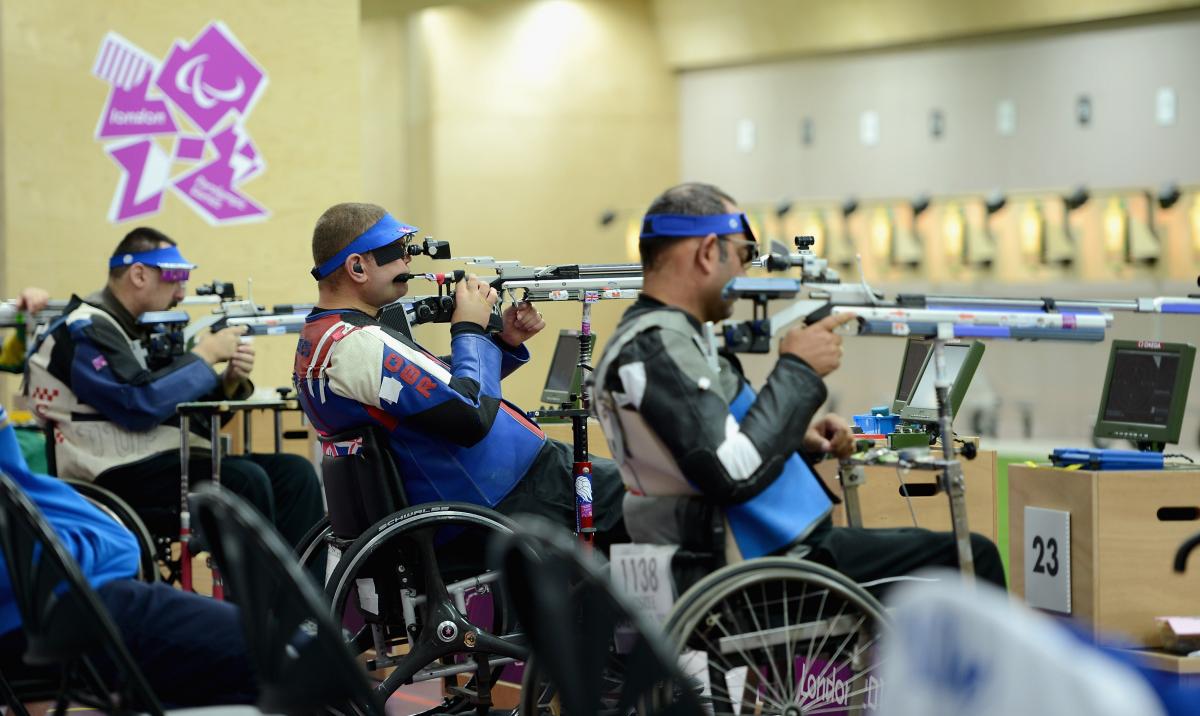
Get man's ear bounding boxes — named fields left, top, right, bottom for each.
left=345, top=253, right=369, bottom=283
left=695, top=233, right=720, bottom=274
left=128, top=263, right=149, bottom=288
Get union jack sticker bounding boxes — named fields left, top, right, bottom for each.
left=323, top=438, right=363, bottom=457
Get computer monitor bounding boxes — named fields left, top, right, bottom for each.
left=891, top=338, right=934, bottom=414
left=898, top=340, right=986, bottom=425
left=1093, top=339, right=1195, bottom=451
left=541, top=330, right=595, bottom=406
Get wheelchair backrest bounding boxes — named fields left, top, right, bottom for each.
left=490, top=514, right=705, bottom=716
left=0, top=470, right=163, bottom=714
left=318, top=424, right=409, bottom=539
left=192, top=486, right=384, bottom=716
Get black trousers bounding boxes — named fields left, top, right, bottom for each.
left=95, top=451, right=324, bottom=548
left=796, top=517, right=1007, bottom=592
left=495, top=438, right=629, bottom=551
left=0, top=579, right=256, bottom=707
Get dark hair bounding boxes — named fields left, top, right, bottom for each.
left=108, top=227, right=177, bottom=279
left=639, top=182, right=737, bottom=270
left=312, top=202, right=388, bottom=282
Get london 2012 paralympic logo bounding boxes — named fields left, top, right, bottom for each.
left=91, top=21, right=268, bottom=226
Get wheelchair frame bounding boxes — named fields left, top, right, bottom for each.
left=295, top=425, right=529, bottom=714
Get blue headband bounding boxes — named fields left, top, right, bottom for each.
left=311, top=213, right=419, bottom=280
left=108, top=245, right=196, bottom=270
left=640, top=213, right=757, bottom=243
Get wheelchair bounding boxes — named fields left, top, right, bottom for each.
left=192, top=485, right=385, bottom=716
left=294, top=424, right=527, bottom=711
left=0, top=476, right=163, bottom=715
left=0, top=470, right=165, bottom=715
left=61, top=479, right=160, bottom=585
left=43, top=421, right=184, bottom=586
left=492, top=513, right=706, bottom=716
left=519, top=496, right=890, bottom=716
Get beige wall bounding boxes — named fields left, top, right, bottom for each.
left=676, top=12, right=1200, bottom=445
left=1, top=0, right=675, bottom=412
left=652, top=0, right=1200, bottom=69
left=678, top=13, right=1200, bottom=201
left=361, top=0, right=678, bottom=407
left=1, top=0, right=363, bottom=399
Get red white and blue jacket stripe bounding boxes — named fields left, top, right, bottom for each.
left=294, top=308, right=546, bottom=508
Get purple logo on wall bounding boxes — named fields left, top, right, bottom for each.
left=92, top=22, right=268, bottom=225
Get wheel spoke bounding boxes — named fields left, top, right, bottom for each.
left=741, top=586, right=790, bottom=707
left=667, top=566, right=888, bottom=716
left=803, top=588, right=830, bottom=668
left=693, top=623, right=786, bottom=712
left=797, top=631, right=885, bottom=713
left=782, top=578, right=795, bottom=705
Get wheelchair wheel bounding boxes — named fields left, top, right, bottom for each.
left=519, top=655, right=556, bottom=716
left=295, top=515, right=333, bottom=587
left=662, top=557, right=889, bottom=715
left=519, top=648, right=631, bottom=716
left=324, top=502, right=527, bottom=707
left=65, top=479, right=159, bottom=583
left=517, top=558, right=632, bottom=716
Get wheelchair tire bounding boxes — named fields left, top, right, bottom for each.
left=65, top=479, right=160, bottom=583
left=324, top=502, right=527, bottom=703
left=662, top=557, right=890, bottom=715
left=519, top=649, right=632, bottom=716
left=295, top=515, right=333, bottom=583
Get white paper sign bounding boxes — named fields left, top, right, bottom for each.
left=325, top=543, right=342, bottom=587
left=1024, top=506, right=1071, bottom=614
left=356, top=577, right=380, bottom=615
left=610, top=543, right=677, bottom=625
left=679, top=650, right=711, bottom=701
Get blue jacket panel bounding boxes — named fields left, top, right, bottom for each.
left=723, top=385, right=834, bottom=558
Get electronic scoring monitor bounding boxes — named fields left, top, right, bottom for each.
left=1093, top=340, right=1195, bottom=451
left=891, top=338, right=934, bottom=414
left=540, top=329, right=595, bottom=406
left=897, top=339, right=986, bottom=425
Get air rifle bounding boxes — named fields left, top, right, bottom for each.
left=457, top=257, right=643, bottom=303
left=721, top=237, right=1200, bottom=352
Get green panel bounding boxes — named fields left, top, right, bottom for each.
left=15, top=427, right=47, bottom=474
left=995, top=451, right=1049, bottom=582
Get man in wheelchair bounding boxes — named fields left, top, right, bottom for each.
left=24, top=227, right=324, bottom=549
left=593, top=182, right=1006, bottom=588
left=295, top=202, right=626, bottom=545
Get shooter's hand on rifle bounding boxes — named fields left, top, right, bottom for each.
left=497, top=301, right=545, bottom=347
left=221, top=341, right=255, bottom=396
left=16, top=287, right=50, bottom=313
left=780, top=312, right=856, bottom=377
left=193, top=325, right=247, bottom=366
left=452, top=273, right=498, bottom=329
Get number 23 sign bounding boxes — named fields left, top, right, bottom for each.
left=1024, top=506, right=1071, bottom=614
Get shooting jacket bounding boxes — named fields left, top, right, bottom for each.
left=592, top=295, right=833, bottom=558
left=24, top=289, right=232, bottom=480
left=294, top=308, right=546, bottom=507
